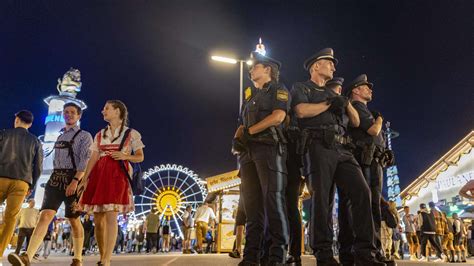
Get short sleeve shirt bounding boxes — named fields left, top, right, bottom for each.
left=240, top=81, right=289, bottom=129
left=349, top=101, right=385, bottom=148
left=146, top=213, right=160, bottom=233
left=91, top=126, right=145, bottom=156
left=53, top=126, right=93, bottom=171
left=291, top=80, right=346, bottom=133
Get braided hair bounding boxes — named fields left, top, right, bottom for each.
left=103, top=100, right=129, bottom=143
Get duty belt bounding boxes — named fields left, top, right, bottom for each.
left=305, top=128, right=352, bottom=145
left=334, top=134, right=352, bottom=145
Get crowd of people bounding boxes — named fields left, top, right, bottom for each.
left=0, top=48, right=474, bottom=266
left=0, top=99, right=145, bottom=266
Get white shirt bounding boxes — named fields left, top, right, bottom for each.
left=194, top=205, right=216, bottom=224
left=18, top=207, right=39, bottom=228
left=182, top=210, right=194, bottom=227
left=91, top=126, right=145, bottom=155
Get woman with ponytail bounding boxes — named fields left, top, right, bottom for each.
left=79, top=100, right=144, bottom=266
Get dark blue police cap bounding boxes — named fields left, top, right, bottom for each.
left=249, top=51, right=282, bottom=70
left=326, top=77, right=344, bottom=87
left=303, top=48, right=338, bottom=71
left=344, top=74, right=374, bottom=96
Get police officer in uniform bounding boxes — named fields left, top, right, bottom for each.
left=345, top=74, right=394, bottom=264
left=285, top=95, right=305, bottom=265
left=232, top=52, right=289, bottom=266
left=326, top=77, right=365, bottom=266
left=291, top=48, right=383, bottom=266
left=325, top=77, right=354, bottom=266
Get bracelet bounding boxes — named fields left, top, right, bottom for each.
left=72, top=177, right=80, bottom=181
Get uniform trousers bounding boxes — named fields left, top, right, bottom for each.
left=339, top=155, right=384, bottom=263
left=240, top=142, right=289, bottom=263
left=304, top=141, right=376, bottom=262
left=285, top=140, right=305, bottom=258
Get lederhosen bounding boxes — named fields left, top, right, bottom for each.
left=41, top=129, right=82, bottom=218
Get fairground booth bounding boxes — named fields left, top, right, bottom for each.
left=206, top=170, right=241, bottom=253
left=400, top=130, right=474, bottom=220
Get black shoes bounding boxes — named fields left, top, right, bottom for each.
left=229, top=250, right=241, bottom=258
left=286, top=255, right=302, bottom=265
left=317, top=257, right=340, bottom=266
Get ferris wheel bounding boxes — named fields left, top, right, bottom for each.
left=133, top=164, right=207, bottom=236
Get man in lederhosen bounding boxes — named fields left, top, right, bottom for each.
left=9, top=102, right=93, bottom=266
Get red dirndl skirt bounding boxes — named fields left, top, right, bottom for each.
left=79, top=155, right=134, bottom=213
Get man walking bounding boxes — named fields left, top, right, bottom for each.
left=145, top=208, right=160, bottom=253
left=0, top=110, right=43, bottom=256
left=194, top=202, right=217, bottom=253
left=14, top=199, right=39, bottom=254
left=418, top=203, right=444, bottom=262
left=181, top=205, right=194, bottom=254
left=8, top=102, right=92, bottom=266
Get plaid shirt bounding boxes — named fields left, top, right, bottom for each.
left=431, top=209, right=445, bottom=235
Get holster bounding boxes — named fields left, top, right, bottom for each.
left=360, top=142, right=376, bottom=166
left=272, top=127, right=287, bottom=155
left=249, top=127, right=287, bottom=155
left=297, top=129, right=310, bottom=155
left=322, top=129, right=336, bottom=149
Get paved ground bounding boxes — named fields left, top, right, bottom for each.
left=1, top=252, right=473, bottom=266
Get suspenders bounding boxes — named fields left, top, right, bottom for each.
left=54, top=129, right=82, bottom=171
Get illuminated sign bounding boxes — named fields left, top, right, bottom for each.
left=206, top=170, right=240, bottom=192
left=435, top=171, right=474, bottom=191
left=44, top=114, right=65, bottom=124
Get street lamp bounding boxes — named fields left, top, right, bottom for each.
left=211, top=55, right=252, bottom=111
left=211, top=39, right=267, bottom=111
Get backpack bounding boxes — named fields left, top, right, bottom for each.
left=118, top=128, right=144, bottom=195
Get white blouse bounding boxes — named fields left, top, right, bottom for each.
left=91, top=126, right=145, bottom=156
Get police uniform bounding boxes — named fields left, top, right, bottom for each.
left=344, top=75, right=387, bottom=261
left=291, top=49, right=378, bottom=266
left=325, top=77, right=357, bottom=265
left=41, top=126, right=93, bottom=218
left=285, top=110, right=305, bottom=264
left=238, top=53, right=290, bottom=265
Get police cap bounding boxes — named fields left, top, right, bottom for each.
left=344, top=74, right=374, bottom=96
left=249, top=52, right=282, bottom=70
left=303, top=48, right=338, bottom=71
left=326, top=77, right=344, bottom=88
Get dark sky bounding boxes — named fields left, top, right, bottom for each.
left=1, top=1, right=473, bottom=192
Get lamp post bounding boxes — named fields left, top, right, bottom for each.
left=211, top=56, right=252, bottom=111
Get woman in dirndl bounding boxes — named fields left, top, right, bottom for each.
left=79, top=100, right=144, bottom=266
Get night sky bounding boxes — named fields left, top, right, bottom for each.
left=1, top=1, right=473, bottom=192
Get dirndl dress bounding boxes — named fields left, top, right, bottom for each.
left=79, top=129, right=137, bottom=213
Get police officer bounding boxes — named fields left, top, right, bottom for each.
left=291, top=48, right=383, bottom=266
left=232, top=52, right=289, bottom=266
left=345, top=74, right=393, bottom=264
left=325, top=77, right=355, bottom=266
left=284, top=86, right=306, bottom=266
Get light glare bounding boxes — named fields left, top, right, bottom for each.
left=211, top=55, right=238, bottom=64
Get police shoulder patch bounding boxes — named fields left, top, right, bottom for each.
left=276, top=89, right=289, bottom=102
left=244, top=87, right=252, bottom=100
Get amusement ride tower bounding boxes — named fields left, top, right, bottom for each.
left=385, top=122, right=402, bottom=206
